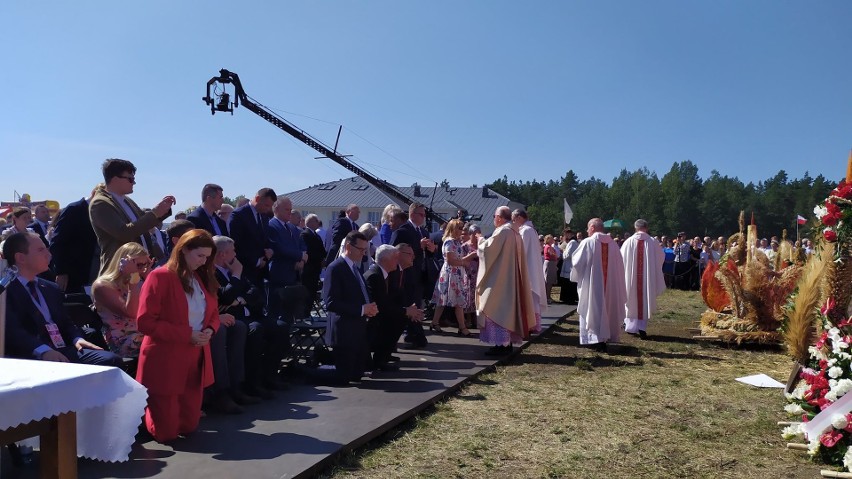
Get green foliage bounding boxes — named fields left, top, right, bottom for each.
left=487, top=167, right=834, bottom=238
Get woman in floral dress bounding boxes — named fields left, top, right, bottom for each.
left=462, top=224, right=481, bottom=329
left=430, top=219, right=478, bottom=336
left=91, top=242, right=151, bottom=358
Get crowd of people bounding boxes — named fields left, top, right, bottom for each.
left=0, top=157, right=806, bottom=446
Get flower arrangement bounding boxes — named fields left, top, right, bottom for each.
left=814, top=179, right=852, bottom=260
left=784, top=299, right=852, bottom=468
left=783, top=176, right=852, bottom=471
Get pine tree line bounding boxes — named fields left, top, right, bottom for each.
left=488, top=160, right=836, bottom=240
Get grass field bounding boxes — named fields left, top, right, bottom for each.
left=325, top=289, right=820, bottom=478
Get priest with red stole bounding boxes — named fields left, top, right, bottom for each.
left=570, top=218, right=626, bottom=352
left=621, top=219, right=666, bottom=339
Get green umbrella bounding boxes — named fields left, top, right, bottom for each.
left=603, top=219, right=625, bottom=229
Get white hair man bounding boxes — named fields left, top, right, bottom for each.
left=476, top=206, right=536, bottom=356
left=621, top=219, right=665, bottom=339
left=570, top=218, right=627, bottom=352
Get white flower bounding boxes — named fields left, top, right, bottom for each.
left=839, top=341, right=850, bottom=350
left=808, top=437, right=821, bottom=456
left=845, top=447, right=852, bottom=471
left=834, top=414, right=849, bottom=430
left=785, top=403, right=805, bottom=415
left=829, top=358, right=839, bottom=367
left=810, top=346, right=828, bottom=361
left=831, top=379, right=840, bottom=389
left=782, top=423, right=805, bottom=440
left=815, top=204, right=828, bottom=218
left=830, top=367, right=844, bottom=379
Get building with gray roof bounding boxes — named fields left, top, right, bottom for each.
left=282, top=177, right=523, bottom=236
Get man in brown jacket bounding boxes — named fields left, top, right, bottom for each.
left=89, top=158, right=175, bottom=274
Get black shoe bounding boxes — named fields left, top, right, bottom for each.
left=264, top=378, right=288, bottom=391
left=245, top=384, right=275, bottom=400
left=231, top=390, right=262, bottom=406
left=485, top=345, right=510, bottom=356
left=592, top=342, right=608, bottom=353
left=387, top=355, right=401, bottom=362
left=373, top=362, right=400, bottom=372
left=638, top=330, right=647, bottom=340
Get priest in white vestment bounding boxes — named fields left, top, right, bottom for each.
left=512, top=208, right=547, bottom=333
left=570, top=218, right=626, bottom=352
left=622, top=219, right=666, bottom=338
left=476, top=206, right=536, bottom=356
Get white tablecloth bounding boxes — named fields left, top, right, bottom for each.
left=0, top=358, right=148, bottom=462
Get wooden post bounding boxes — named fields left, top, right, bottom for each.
left=821, top=470, right=852, bottom=478
left=40, top=412, right=77, bottom=479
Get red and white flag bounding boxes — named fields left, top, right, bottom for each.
left=796, top=215, right=807, bottom=225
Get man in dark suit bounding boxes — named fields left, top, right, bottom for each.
left=390, top=204, right=436, bottom=347
left=187, top=183, right=230, bottom=237
left=324, top=204, right=360, bottom=265
left=229, top=187, right=277, bottom=288
left=267, top=197, right=309, bottom=323
left=363, top=245, right=424, bottom=370
left=325, top=231, right=378, bottom=383
left=213, top=235, right=288, bottom=398
left=28, top=204, right=51, bottom=247
left=301, top=213, right=326, bottom=317
left=2, top=232, right=121, bottom=366
left=49, top=188, right=100, bottom=294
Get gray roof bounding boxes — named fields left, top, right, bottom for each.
left=283, top=176, right=522, bottom=221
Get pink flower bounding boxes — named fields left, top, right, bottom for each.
left=821, top=429, right=843, bottom=448
left=822, top=298, right=837, bottom=317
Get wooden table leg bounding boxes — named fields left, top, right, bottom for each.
left=40, top=412, right=77, bottom=479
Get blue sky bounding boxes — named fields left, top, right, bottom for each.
left=2, top=1, right=851, bottom=213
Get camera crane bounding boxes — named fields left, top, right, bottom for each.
left=203, top=69, right=446, bottom=228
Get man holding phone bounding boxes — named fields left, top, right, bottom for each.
left=89, top=158, right=175, bottom=274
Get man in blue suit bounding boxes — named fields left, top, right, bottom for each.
left=325, top=231, right=378, bottom=383
left=266, top=197, right=309, bottom=323
left=187, top=183, right=230, bottom=237
left=50, top=187, right=100, bottom=294
left=324, top=204, right=360, bottom=265
left=2, top=232, right=121, bottom=366
left=229, top=187, right=277, bottom=288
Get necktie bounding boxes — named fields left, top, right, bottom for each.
left=27, top=281, right=39, bottom=301
left=209, top=214, right=222, bottom=236
left=352, top=263, right=369, bottom=304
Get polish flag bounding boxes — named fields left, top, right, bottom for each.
left=796, top=215, right=807, bottom=225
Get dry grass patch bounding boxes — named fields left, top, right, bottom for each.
left=325, top=290, right=819, bottom=478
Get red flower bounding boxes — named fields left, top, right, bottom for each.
left=833, top=180, right=852, bottom=200
left=820, top=359, right=829, bottom=370
left=825, top=229, right=838, bottom=242
left=821, top=430, right=844, bottom=448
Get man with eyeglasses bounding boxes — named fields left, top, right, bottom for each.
left=89, top=158, right=175, bottom=274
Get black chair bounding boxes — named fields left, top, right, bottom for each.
left=289, top=319, right=330, bottom=367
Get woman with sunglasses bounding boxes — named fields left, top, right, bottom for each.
left=91, top=242, right=152, bottom=359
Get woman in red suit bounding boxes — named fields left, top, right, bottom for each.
left=136, top=229, right=223, bottom=442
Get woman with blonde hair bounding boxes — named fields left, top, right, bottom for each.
left=430, top=218, right=478, bottom=336
left=136, top=229, right=227, bottom=442
left=379, top=204, right=401, bottom=245
left=91, top=242, right=151, bottom=358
